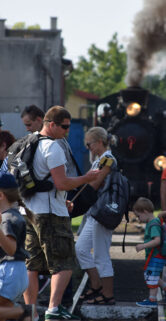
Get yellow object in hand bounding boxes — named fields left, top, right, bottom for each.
left=99, top=156, right=114, bottom=169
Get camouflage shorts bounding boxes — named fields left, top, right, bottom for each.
left=25, top=214, right=76, bottom=275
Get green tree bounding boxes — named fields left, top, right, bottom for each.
left=143, top=75, right=166, bottom=100
left=12, top=22, right=40, bottom=30
left=27, top=24, right=40, bottom=30
left=66, top=33, right=127, bottom=98
left=12, top=22, right=26, bottom=29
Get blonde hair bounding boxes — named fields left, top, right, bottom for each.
left=85, top=126, right=110, bottom=147
left=133, top=197, right=154, bottom=213
left=1, top=188, right=35, bottom=224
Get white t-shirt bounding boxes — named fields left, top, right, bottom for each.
left=24, top=138, right=69, bottom=217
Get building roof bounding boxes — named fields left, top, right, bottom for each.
left=74, top=89, right=99, bottom=101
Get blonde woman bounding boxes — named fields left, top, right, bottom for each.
left=75, top=127, right=117, bottom=305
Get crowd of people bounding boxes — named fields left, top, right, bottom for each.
left=0, top=105, right=114, bottom=321
left=0, top=104, right=166, bottom=321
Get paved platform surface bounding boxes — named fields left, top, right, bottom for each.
left=80, top=302, right=154, bottom=320
left=112, top=233, right=144, bottom=246
left=34, top=232, right=158, bottom=320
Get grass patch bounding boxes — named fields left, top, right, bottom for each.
left=154, top=209, right=161, bottom=217
left=71, top=215, right=83, bottom=233
left=71, top=210, right=162, bottom=234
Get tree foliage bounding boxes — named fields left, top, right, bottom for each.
left=12, top=22, right=26, bottom=29
left=66, top=33, right=127, bottom=98
left=12, top=22, right=40, bottom=30
left=27, top=24, right=40, bottom=30
left=143, top=75, right=166, bottom=100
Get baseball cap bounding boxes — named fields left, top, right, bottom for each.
left=0, top=173, right=18, bottom=189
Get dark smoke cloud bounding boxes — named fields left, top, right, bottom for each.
left=126, top=0, right=166, bottom=86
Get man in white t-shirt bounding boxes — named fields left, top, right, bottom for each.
left=21, top=105, right=78, bottom=297
left=23, top=105, right=100, bottom=321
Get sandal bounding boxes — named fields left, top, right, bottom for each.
left=79, top=286, right=102, bottom=301
left=87, top=293, right=116, bottom=305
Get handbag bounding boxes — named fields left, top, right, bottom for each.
left=67, top=151, right=97, bottom=218
left=68, top=184, right=98, bottom=218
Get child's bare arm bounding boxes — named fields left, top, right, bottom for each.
left=0, top=228, right=16, bottom=256
left=136, top=236, right=161, bottom=252
left=136, top=243, right=145, bottom=252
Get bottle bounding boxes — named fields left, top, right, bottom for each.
left=17, top=157, right=35, bottom=189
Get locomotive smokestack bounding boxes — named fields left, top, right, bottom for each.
left=126, top=0, right=166, bottom=87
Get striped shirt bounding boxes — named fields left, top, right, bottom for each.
left=0, top=157, right=9, bottom=174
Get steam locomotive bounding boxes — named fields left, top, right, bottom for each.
left=96, top=86, right=166, bottom=206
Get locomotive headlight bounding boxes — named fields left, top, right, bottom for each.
left=97, top=103, right=112, bottom=118
left=126, top=102, right=141, bottom=117
left=154, top=155, right=166, bottom=171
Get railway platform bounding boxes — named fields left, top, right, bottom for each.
left=20, top=226, right=165, bottom=321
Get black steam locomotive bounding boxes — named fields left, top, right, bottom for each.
left=96, top=86, right=166, bottom=206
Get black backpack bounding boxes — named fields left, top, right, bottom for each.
left=91, top=169, right=130, bottom=233
left=7, top=133, right=54, bottom=198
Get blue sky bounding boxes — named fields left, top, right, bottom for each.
left=0, top=0, right=143, bottom=64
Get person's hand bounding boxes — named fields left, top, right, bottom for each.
left=136, top=243, right=145, bottom=252
left=66, top=200, right=74, bottom=213
left=0, top=212, right=2, bottom=225
left=84, top=169, right=100, bottom=183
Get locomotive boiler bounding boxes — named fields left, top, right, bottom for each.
left=96, top=86, right=166, bottom=206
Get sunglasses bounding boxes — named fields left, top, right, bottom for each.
left=60, top=124, right=70, bottom=130
left=44, top=120, right=70, bottom=130
left=86, top=141, right=95, bottom=148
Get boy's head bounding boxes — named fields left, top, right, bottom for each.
left=133, top=197, right=154, bottom=223
left=0, top=173, right=18, bottom=189
left=0, top=173, right=20, bottom=205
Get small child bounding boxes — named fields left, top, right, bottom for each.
left=133, top=197, right=166, bottom=308
left=0, top=172, right=35, bottom=319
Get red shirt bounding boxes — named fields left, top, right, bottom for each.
left=161, top=169, right=166, bottom=180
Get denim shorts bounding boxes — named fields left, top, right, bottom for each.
left=144, top=256, right=166, bottom=288
left=0, top=261, right=28, bottom=302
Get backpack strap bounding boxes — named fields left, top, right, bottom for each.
left=144, top=248, right=154, bottom=270
left=122, top=221, right=128, bottom=253
left=148, top=220, right=162, bottom=234
left=37, top=135, right=55, bottom=180
left=38, top=134, right=54, bottom=142
left=145, top=219, right=163, bottom=262
left=124, top=179, right=130, bottom=224
left=67, top=149, right=82, bottom=176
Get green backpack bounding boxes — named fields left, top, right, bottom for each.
left=149, top=219, right=166, bottom=257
